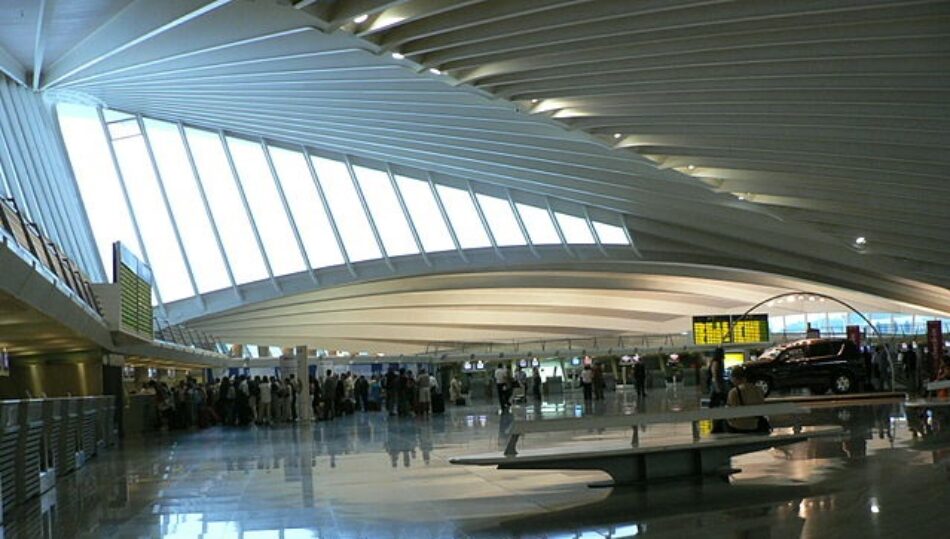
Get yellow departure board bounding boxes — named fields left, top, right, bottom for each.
left=692, top=315, right=769, bottom=345
left=114, top=242, right=154, bottom=340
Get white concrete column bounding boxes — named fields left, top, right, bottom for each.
left=295, top=346, right=311, bottom=422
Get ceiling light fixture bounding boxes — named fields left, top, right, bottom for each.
left=429, top=67, right=442, bottom=75
left=854, top=236, right=867, bottom=246
left=391, top=52, right=404, bottom=60
left=531, top=99, right=539, bottom=104
left=613, top=133, right=622, bottom=139
left=687, top=164, right=696, bottom=171
left=353, top=14, right=369, bottom=24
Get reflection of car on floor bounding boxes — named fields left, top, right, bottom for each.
left=742, top=338, right=867, bottom=397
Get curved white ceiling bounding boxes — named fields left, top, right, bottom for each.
left=1, top=0, right=947, bottom=350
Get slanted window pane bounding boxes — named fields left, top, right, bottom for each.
left=57, top=103, right=142, bottom=272
left=475, top=193, right=525, bottom=246
left=435, top=184, right=490, bottom=249
left=184, top=128, right=267, bottom=284
left=593, top=221, right=629, bottom=245
left=515, top=203, right=560, bottom=245
left=310, top=156, right=380, bottom=262
left=112, top=135, right=193, bottom=301
left=226, top=137, right=304, bottom=277
left=268, top=146, right=344, bottom=268
left=143, top=119, right=230, bottom=293
left=353, top=166, right=418, bottom=257
left=555, top=212, right=595, bottom=244
left=394, top=175, right=454, bottom=252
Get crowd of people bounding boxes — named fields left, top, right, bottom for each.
left=141, top=368, right=462, bottom=430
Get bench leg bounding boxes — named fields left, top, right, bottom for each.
left=504, top=434, right=520, bottom=457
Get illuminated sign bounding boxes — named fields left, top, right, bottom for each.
left=692, top=314, right=770, bottom=345
left=724, top=352, right=745, bottom=369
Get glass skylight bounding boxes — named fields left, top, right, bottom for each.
left=475, top=193, right=526, bottom=247
left=555, top=212, right=595, bottom=244
left=435, top=184, right=491, bottom=249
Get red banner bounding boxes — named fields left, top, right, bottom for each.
left=927, top=320, right=944, bottom=375
left=846, top=325, right=861, bottom=346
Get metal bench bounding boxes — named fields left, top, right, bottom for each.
left=451, top=404, right=841, bottom=486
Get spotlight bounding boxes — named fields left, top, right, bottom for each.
left=353, top=14, right=369, bottom=24
left=391, top=52, right=404, bottom=60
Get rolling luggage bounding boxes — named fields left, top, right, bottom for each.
left=431, top=392, right=445, bottom=414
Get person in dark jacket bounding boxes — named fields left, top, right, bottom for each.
left=633, top=359, right=647, bottom=398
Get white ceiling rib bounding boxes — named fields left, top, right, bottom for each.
left=0, top=0, right=945, bottom=352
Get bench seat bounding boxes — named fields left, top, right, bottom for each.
left=451, top=426, right=842, bottom=486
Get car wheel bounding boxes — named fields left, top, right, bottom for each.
left=752, top=377, right=771, bottom=397
left=831, top=372, right=854, bottom=394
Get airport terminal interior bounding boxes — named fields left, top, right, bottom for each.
left=0, top=1, right=948, bottom=537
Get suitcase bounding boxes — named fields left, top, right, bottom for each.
left=431, top=392, right=445, bottom=414
left=342, top=399, right=355, bottom=415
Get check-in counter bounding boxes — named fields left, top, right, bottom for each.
left=39, top=400, right=59, bottom=494
left=0, top=401, right=20, bottom=516
left=57, top=398, right=80, bottom=475
left=14, top=400, right=44, bottom=506
left=0, top=396, right=116, bottom=522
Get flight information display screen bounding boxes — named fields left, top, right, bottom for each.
left=692, top=314, right=770, bottom=345
left=113, top=242, right=154, bottom=340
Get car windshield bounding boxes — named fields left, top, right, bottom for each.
left=757, top=346, right=784, bottom=361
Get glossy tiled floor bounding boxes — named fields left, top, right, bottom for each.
left=4, top=388, right=950, bottom=538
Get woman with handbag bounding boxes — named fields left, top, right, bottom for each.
left=725, top=366, right=771, bottom=434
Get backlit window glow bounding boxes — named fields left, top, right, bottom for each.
left=555, top=212, right=595, bottom=244
left=268, top=146, right=344, bottom=268
left=593, top=221, right=629, bottom=245
left=516, top=203, right=560, bottom=245
left=475, top=193, right=526, bottom=247
left=311, top=156, right=381, bottom=262
left=436, top=184, right=491, bottom=249
left=353, top=165, right=418, bottom=256
left=394, top=175, right=455, bottom=252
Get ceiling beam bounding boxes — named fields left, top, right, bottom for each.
left=43, top=0, right=235, bottom=89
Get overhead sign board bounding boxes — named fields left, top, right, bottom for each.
left=113, top=242, right=154, bottom=340
left=692, top=314, right=770, bottom=345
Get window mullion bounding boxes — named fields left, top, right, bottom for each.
left=302, top=146, right=355, bottom=277
left=218, top=130, right=277, bottom=290
left=261, top=139, right=317, bottom=284
left=386, top=163, right=429, bottom=266
left=137, top=114, right=199, bottom=301
left=95, top=106, right=165, bottom=312
left=466, top=180, right=501, bottom=259
left=427, top=173, right=466, bottom=263
left=343, top=154, right=391, bottom=270
left=506, top=188, right=538, bottom=258
left=545, top=196, right=574, bottom=258
left=584, top=206, right=608, bottom=257
left=176, top=121, right=239, bottom=296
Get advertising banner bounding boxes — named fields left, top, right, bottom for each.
left=927, top=320, right=943, bottom=374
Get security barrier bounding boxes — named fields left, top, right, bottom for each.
left=0, top=396, right=115, bottom=522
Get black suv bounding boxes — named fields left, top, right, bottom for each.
left=740, top=338, right=867, bottom=396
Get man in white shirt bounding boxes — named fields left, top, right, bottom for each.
left=258, top=377, right=272, bottom=425
left=494, top=364, right=510, bottom=414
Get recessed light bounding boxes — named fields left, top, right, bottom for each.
left=613, top=133, right=622, bottom=139
left=854, top=236, right=867, bottom=246
left=429, top=67, right=442, bottom=75
left=353, top=14, right=369, bottom=24
left=531, top=99, right=539, bottom=104
left=687, top=164, right=696, bottom=171
left=391, top=52, right=404, bottom=60
left=737, top=195, right=745, bottom=201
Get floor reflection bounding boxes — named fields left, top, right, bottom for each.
left=1, top=389, right=948, bottom=538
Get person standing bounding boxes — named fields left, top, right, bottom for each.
left=289, top=374, right=300, bottom=422
left=724, top=366, right=769, bottom=434
left=323, top=371, right=337, bottom=420
left=904, top=344, right=918, bottom=394
left=385, top=368, right=399, bottom=416
left=592, top=363, right=605, bottom=400
left=531, top=367, right=542, bottom=402
left=708, top=348, right=727, bottom=408
left=580, top=365, right=594, bottom=402
left=873, top=345, right=891, bottom=391
left=258, top=376, right=272, bottom=425
left=494, top=363, right=511, bottom=414
left=416, top=369, right=431, bottom=417
left=633, top=359, right=647, bottom=399
left=450, top=376, right=463, bottom=405
left=356, top=375, right=369, bottom=412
